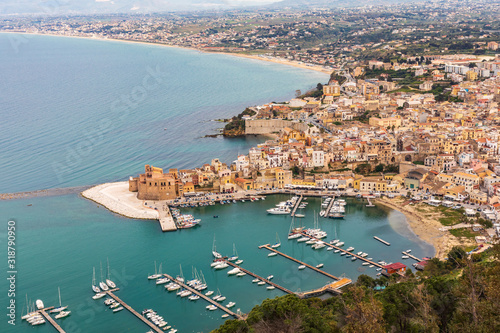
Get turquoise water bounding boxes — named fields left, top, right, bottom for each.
left=0, top=34, right=434, bottom=333
left=1, top=194, right=434, bottom=333
left=0, top=33, right=326, bottom=193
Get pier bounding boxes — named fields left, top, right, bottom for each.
left=157, top=202, right=177, bottom=231
left=366, top=196, right=375, bottom=207
left=296, top=278, right=352, bottom=298
left=222, top=260, right=293, bottom=294
left=105, top=290, right=163, bottom=333
left=373, top=236, right=391, bottom=246
left=296, top=231, right=385, bottom=268
left=38, top=308, right=66, bottom=333
left=290, top=195, right=303, bottom=217
left=259, top=244, right=341, bottom=280
left=323, top=196, right=336, bottom=218
left=402, top=251, right=422, bottom=262
left=162, top=273, right=243, bottom=320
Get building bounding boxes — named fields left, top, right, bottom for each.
left=369, top=116, right=402, bottom=128
left=129, top=165, right=183, bottom=200
left=323, top=83, right=341, bottom=97
left=382, top=262, right=407, bottom=276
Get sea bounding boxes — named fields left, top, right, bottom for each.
left=0, top=33, right=434, bottom=333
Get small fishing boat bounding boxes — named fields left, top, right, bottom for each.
left=298, top=265, right=306, bottom=270
left=222, top=314, right=229, bottom=318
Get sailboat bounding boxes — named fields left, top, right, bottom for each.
left=54, top=310, right=71, bottom=319
left=287, top=218, right=302, bottom=239
left=99, top=262, right=109, bottom=291
left=92, top=267, right=101, bottom=293
left=21, top=295, right=37, bottom=320
left=228, top=244, right=238, bottom=261
left=106, top=258, right=116, bottom=289
left=212, top=235, right=222, bottom=259
left=147, top=261, right=161, bottom=280
left=176, top=264, right=185, bottom=283
left=271, top=233, right=281, bottom=248
left=50, top=288, right=68, bottom=313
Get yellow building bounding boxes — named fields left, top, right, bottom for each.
left=369, top=116, right=402, bottom=128
left=323, top=83, right=341, bottom=97
left=466, top=70, right=478, bottom=81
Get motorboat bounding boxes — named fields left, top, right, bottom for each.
left=267, top=275, right=274, bottom=280
left=334, top=249, right=340, bottom=253
left=252, top=279, right=259, bottom=283
left=316, top=263, right=324, bottom=268
left=402, top=255, right=409, bottom=259
left=112, top=306, right=124, bottom=313
left=268, top=252, right=278, bottom=257
left=297, top=237, right=309, bottom=242
left=327, top=247, right=334, bottom=251
left=267, top=207, right=291, bottom=215
left=104, top=298, right=115, bottom=305
left=346, top=247, right=354, bottom=251
left=298, top=265, right=306, bottom=270
left=166, top=284, right=181, bottom=291
left=214, top=262, right=229, bottom=270
left=206, top=305, right=217, bottom=311
left=226, top=302, right=236, bottom=308
left=156, top=277, right=170, bottom=285
left=267, top=286, right=275, bottom=290
left=205, top=290, right=214, bottom=296
left=336, top=242, right=345, bottom=246
left=236, top=272, right=246, bottom=277
left=257, top=281, right=266, bottom=285
left=36, top=300, right=44, bottom=310
left=92, top=293, right=106, bottom=300
left=351, top=257, right=357, bottom=261
left=110, top=303, right=121, bottom=309
left=235, top=259, right=244, bottom=265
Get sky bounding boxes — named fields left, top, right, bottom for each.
left=0, top=0, right=286, bottom=15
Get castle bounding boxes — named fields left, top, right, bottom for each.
left=129, top=165, right=183, bottom=200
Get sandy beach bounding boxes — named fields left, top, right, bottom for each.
left=374, top=197, right=474, bottom=259
left=0, top=31, right=331, bottom=75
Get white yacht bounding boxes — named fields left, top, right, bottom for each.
left=226, top=302, right=236, bottom=308
left=147, top=261, right=162, bottom=280
left=267, top=207, right=291, bottom=215
left=227, top=268, right=241, bottom=275
left=36, top=300, right=44, bottom=310
left=298, top=265, right=306, bottom=270
left=50, top=288, right=68, bottom=313
left=106, top=258, right=117, bottom=289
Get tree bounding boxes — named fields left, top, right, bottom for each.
left=295, top=89, right=302, bottom=98
left=375, top=164, right=384, bottom=173
left=447, top=246, right=466, bottom=268
left=341, top=287, right=385, bottom=333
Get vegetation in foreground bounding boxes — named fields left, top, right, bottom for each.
left=213, top=245, right=500, bottom=333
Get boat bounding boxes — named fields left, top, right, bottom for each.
left=298, top=265, right=306, bottom=270
left=113, top=306, right=124, bottom=313
left=236, top=272, right=246, bottom=277
left=252, top=278, right=259, bottom=283
left=257, top=281, right=266, bottom=285
left=222, top=314, right=230, bottom=318
left=351, top=257, right=357, bottom=261
left=357, top=252, right=363, bottom=255
left=361, top=253, right=368, bottom=258
left=36, top=299, right=44, bottom=310
left=211, top=260, right=224, bottom=267
left=376, top=268, right=382, bottom=271
left=267, top=275, right=274, bottom=280
left=267, top=207, right=291, bottom=215
left=226, top=301, right=236, bottom=308
left=294, top=214, right=305, bottom=218
left=327, top=247, right=334, bottom=251
left=267, top=286, right=275, bottom=290
left=297, top=237, right=309, bottom=242
left=316, top=263, right=324, bottom=268
left=106, top=258, right=117, bottom=289
left=406, top=249, right=412, bottom=253
left=156, top=277, right=170, bottom=285
left=212, top=235, right=222, bottom=259
left=205, top=290, right=214, bottom=296
left=306, top=240, right=316, bottom=245
left=217, top=296, right=227, bottom=302
left=346, top=247, right=354, bottom=251
left=271, top=233, right=281, bottom=249
left=340, top=252, right=346, bottom=256
left=212, top=289, right=223, bottom=301
left=206, top=305, right=217, bottom=311
left=402, top=255, right=409, bottom=259
left=235, top=259, right=244, bottom=265
left=227, top=268, right=241, bottom=275
left=92, top=293, right=106, bottom=300
left=334, top=249, right=340, bottom=253
left=179, top=290, right=192, bottom=297
left=176, top=264, right=185, bottom=282
left=362, top=262, right=370, bottom=266
left=166, top=284, right=180, bottom=291
left=336, top=242, right=345, bottom=246
left=369, top=265, right=374, bottom=268
left=228, top=244, right=239, bottom=261
left=99, top=262, right=109, bottom=291
left=148, top=261, right=162, bottom=280
left=329, top=213, right=344, bottom=219
left=110, top=303, right=121, bottom=309
left=214, top=262, right=229, bottom=269
left=268, top=252, right=277, bottom=257
left=92, top=267, right=101, bottom=293
left=50, top=288, right=68, bottom=313
left=104, top=298, right=115, bottom=305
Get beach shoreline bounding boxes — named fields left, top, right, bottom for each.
left=0, top=31, right=332, bottom=74
left=373, top=197, right=473, bottom=260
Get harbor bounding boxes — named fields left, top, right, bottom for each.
left=38, top=308, right=65, bottom=333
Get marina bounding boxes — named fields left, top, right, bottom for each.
left=105, top=290, right=164, bottom=333
left=161, top=272, right=243, bottom=320
left=259, top=244, right=341, bottom=280
left=322, top=196, right=336, bottom=218
left=38, top=308, right=66, bottom=333
left=222, top=260, right=293, bottom=294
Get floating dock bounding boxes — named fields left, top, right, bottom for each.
left=38, top=308, right=66, bottom=333
left=105, top=290, right=163, bottom=333
left=402, top=251, right=422, bottom=262
left=296, top=231, right=385, bottom=268
left=222, top=260, right=293, bottom=294
left=323, top=196, right=336, bottom=218
left=290, top=195, right=304, bottom=217
left=259, top=244, right=341, bottom=280
left=162, top=273, right=243, bottom=320
left=373, top=236, right=391, bottom=246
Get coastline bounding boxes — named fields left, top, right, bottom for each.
left=373, top=197, right=473, bottom=259
left=0, top=31, right=332, bottom=75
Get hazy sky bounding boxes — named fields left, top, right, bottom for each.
left=0, top=0, right=286, bottom=15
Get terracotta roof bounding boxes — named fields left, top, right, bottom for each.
left=384, top=262, right=406, bottom=270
